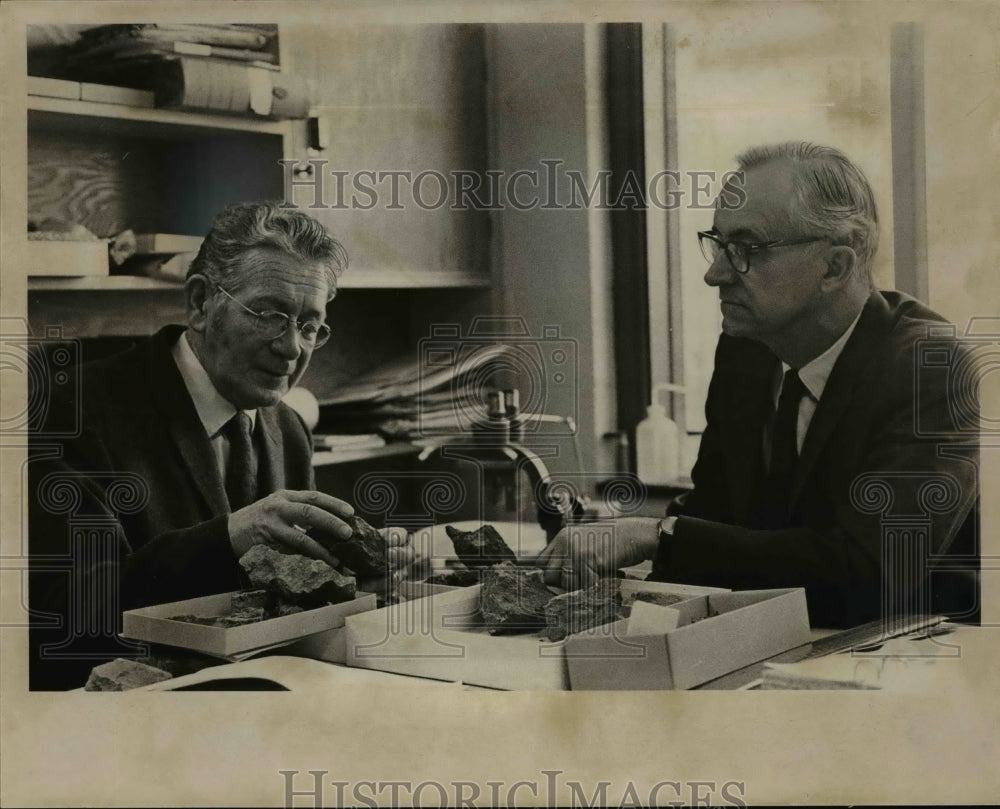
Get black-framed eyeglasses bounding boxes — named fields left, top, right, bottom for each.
left=697, top=230, right=827, bottom=275
left=215, top=285, right=331, bottom=348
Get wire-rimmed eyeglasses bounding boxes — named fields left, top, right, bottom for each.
left=215, top=284, right=331, bottom=348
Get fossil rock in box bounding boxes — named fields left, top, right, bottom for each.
left=313, top=515, right=388, bottom=576
left=239, top=545, right=356, bottom=608
left=85, top=658, right=173, bottom=691
left=446, top=524, right=516, bottom=568
left=424, top=570, right=481, bottom=587
left=617, top=590, right=691, bottom=619
left=170, top=607, right=266, bottom=627
left=230, top=589, right=270, bottom=613
left=544, top=581, right=621, bottom=641
left=480, top=563, right=553, bottom=634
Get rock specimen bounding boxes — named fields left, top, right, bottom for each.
left=446, top=524, right=516, bottom=568
left=239, top=544, right=356, bottom=607
left=312, top=515, right=388, bottom=576
left=424, top=570, right=481, bottom=587
left=617, top=589, right=691, bottom=619
left=170, top=608, right=265, bottom=627
left=544, top=581, right=621, bottom=641
left=632, top=591, right=689, bottom=608
left=85, top=658, right=173, bottom=691
left=230, top=589, right=270, bottom=612
left=480, top=563, right=553, bottom=634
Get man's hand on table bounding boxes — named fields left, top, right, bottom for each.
left=532, top=516, right=663, bottom=590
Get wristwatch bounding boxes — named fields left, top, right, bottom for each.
left=657, top=516, right=677, bottom=537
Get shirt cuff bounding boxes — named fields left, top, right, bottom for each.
left=650, top=517, right=677, bottom=580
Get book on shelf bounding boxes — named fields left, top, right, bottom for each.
left=74, top=24, right=274, bottom=55
left=65, top=55, right=308, bottom=118
left=27, top=76, right=155, bottom=107
left=67, top=37, right=278, bottom=69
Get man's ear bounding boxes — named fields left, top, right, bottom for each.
left=185, top=274, right=211, bottom=332
left=821, top=244, right=857, bottom=291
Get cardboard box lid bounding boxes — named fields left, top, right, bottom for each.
left=122, top=590, right=377, bottom=659
left=565, top=588, right=811, bottom=690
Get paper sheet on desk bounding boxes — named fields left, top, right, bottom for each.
left=760, top=623, right=991, bottom=691
left=138, top=656, right=466, bottom=691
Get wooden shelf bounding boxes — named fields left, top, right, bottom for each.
left=28, top=276, right=184, bottom=292
left=28, top=95, right=289, bottom=139
left=29, top=271, right=491, bottom=292
left=339, top=270, right=492, bottom=289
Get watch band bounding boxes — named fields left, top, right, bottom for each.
left=657, top=516, right=678, bottom=537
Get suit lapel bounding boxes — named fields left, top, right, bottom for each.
left=146, top=327, right=230, bottom=516
left=721, top=341, right=778, bottom=523
left=790, top=292, right=892, bottom=511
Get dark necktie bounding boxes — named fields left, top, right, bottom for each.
left=760, top=369, right=807, bottom=526
left=225, top=411, right=258, bottom=512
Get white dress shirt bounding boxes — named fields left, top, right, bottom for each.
left=774, top=309, right=864, bottom=454
left=171, top=331, right=257, bottom=483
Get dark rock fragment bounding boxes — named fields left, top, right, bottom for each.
left=85, top=658, right=173, bottom=691
left=479, top=563, right=553, bottom=634
left=446, top=524, right=516, bottom=568
left=544, top=581, right=621, bottom=641
left=617, top=589, right=691, bottom=618
left=239, top=545, right=356, bottom=607
left=311, top=515, right=388, bottom=576
left=231, top=589, right=270, bottom=612
left=424, top=570, right=481, bottom=587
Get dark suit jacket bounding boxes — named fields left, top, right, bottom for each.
left=28, top=325, right=314, bottom=688
left=652, top=291, right=980, bottom=628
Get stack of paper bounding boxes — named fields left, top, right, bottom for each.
left=317, top=344, right=514, bottom=439
left=759, top=623, right=976, bottom=691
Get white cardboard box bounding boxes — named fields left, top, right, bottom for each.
left=122, top=591, right=377, bottom=661
left=565, top=588, right=811, bottom=690
left=344, top=580, right=727, bottom=690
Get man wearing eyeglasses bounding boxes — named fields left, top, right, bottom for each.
left=29, top=201, right=414, bottom=688
left=536, top=141, right=979, bottom=629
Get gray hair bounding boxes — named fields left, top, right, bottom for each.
left=736, top=142, right=879, bottom=280
left=187, top=201, right=347, bottom=299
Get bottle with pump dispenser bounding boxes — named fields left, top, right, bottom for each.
left=635, top=383, right=684, bottom=485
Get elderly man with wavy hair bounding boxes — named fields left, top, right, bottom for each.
left=29, top=201, right=414, bottom=688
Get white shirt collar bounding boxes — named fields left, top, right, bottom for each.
left=171, top=331, right=256, bottom=438
left=784, top=308, right=864, bottom=402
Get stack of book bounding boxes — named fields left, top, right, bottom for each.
left=68, top=24, right=279, bottom=67
left=61, top=24, right=309, bottom=118
left=316, top=345, right=515, bottom=440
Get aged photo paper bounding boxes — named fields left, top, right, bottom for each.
left=2, top=1, right=998, bottom=806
